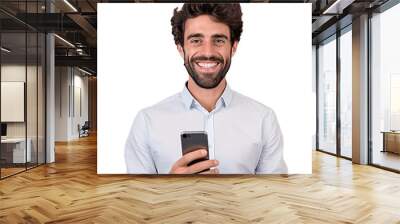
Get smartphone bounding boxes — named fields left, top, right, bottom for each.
left=180, top=131, right=209, bottom=169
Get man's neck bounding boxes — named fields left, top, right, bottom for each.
left=187, top=78, right=226, bottom=112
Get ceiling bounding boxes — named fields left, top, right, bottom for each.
left=0, top=0, right=393, bottom=75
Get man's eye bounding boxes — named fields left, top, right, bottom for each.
left=215, top=39, right=226, bottom=44
left=190, top=39, right=201, bottom=44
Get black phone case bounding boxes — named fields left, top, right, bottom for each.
left=180, top=132, right=209, bottom=168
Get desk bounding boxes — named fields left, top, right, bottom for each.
left=381, top=131, right=400, bottom=154
left=1, top=138, right=31, bottom=163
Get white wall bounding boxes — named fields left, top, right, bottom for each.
left=55, top=67, right=89, bottom=141
left=1, top=65, right=39, bottom=138
left=55, top=66, right=69, bottom=141
left=71, top=72, right=89, bottom=138
left=1, top=65, right=26, bottom=128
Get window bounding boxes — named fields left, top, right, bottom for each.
left=318, top=36, right=337, bottom=155
left=371, top=2, right=400, bottom=171
left=339, top=28, right=352, bottom=158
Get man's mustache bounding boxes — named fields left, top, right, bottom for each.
left=190, top=55, right=224, bottom=64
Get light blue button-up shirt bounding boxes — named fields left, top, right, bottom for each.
left=125, top=83, right=287, bottom=174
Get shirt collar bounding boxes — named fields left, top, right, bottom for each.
left=181, top=81, right=233, bottom=110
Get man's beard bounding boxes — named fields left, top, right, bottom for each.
left=183, top=51, right=232, bottom=89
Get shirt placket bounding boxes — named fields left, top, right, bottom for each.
left=194, top=100, right=223, bottom=161
left=204, top=111, right=215, bottom=160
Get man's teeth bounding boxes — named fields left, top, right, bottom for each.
left=197, top=62, right=218, bottom=68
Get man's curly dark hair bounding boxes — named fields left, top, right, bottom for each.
left=171, top=3, right=243, bottom=47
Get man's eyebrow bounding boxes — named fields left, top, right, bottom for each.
left=212, top=34, right=229, bottom=40
left=187, top=33, right=204, bottom=39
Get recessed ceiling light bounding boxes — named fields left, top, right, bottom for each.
left=78, top=67, right=93, bottom=76
left=63, top=0, right=78, bottom=12
left=1, top=47, right=11, bottom=53
left=323, top=0, right=355, bottom=15
left=54, top=34, right=75, bottom=48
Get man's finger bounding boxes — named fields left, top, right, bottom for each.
left=187, top=159, right=219, bottom=174
left=199, top=168, right=219, bottom=174
left=175, top=149, right=207, bottom=167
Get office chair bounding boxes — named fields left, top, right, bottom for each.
left=79, top=121, right=90, bottom=138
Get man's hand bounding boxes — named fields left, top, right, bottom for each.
left=169, top=149, right=219, bottom=174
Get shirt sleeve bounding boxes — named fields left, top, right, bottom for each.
left=125, top=110, right=157, bottom=174
left=256, top=109, right=288, bottom=174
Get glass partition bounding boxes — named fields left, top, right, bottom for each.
left=38, top=32, right=45, bottom=165
left=1, top=31, right=28, bottom=177
left=317, top=35, right=337, bottom=155
left=339, top=28, right=352, bottom=158
left=26, top=0, right=45, bottom=169
left=0, top=1, right=46, bottom=179
left=27, top=31, right=38, bottom=169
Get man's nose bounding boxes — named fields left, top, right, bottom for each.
left=200, top=40, right=216, bottom=57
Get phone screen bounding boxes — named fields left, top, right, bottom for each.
left=180, top=131, right=209, bottom=167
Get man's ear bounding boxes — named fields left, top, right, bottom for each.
left=177, top=44, right=184, bottom=59
left=231, top=41, right=239, bottom=57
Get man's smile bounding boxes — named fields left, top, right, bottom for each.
left=194, top=61, right=221, bottom=73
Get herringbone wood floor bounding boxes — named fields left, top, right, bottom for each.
left=1, top=134, right=400, bottom=223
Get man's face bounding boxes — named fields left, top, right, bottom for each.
left=178, top=15, right=238, bottom=89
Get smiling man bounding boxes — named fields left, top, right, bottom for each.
left=125, top=3, right=288, bottom=174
